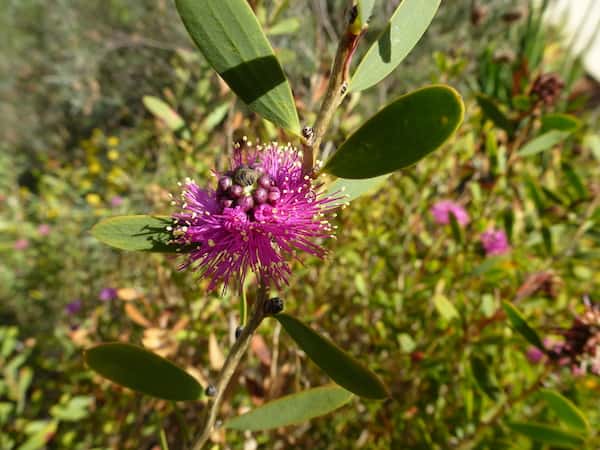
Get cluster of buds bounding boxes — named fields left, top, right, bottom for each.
left=530, top=73, right=564, bottom=106
left=216, top=163, right=282, bottom=217
left=546, top=299, right=600, bottom=376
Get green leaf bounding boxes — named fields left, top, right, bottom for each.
left=267, top=18, right=300, bottom=36
left=541, top=113, right=581, bottom=133
left=507, top=422, right=585, bottom=448
left=433, top=294, right=459, bottom=321
left=225, top=385, right=353, bottom=431
left=539, top=389, right=590, bottom=433
left=142, top=96, right=185, bottom=131
left=16, top=420, right=58, bottom=450
left=50, top=396, right=93, bottom=422
left=501, top=301, right=544, bottom=349
left=275, top=314, right=389, bottom=399
left=357, top=0, right=376, bottom=29
left=323, top=85, right=464, bottom=179
left=85, top=343, right=203, bottom=401
left=326, top=175, right=390, bottom=205
left=518, top=130, right=570, bottom=157
left=475, top=94, right=515, bottom=134
left=91, top=215, right=187, bottom=253
left=350, top=0, right=441, bottom=92
left=175, top=0, right=299, bottom=133
left=470, top=355, right=500, bottom=400
left=562, top=163, right=588, bottom=199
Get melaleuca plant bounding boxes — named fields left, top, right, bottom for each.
left=88, top=1, right=463, bottom=448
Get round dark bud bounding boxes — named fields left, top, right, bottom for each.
left=218, top=176, right=233, bottom=191
left=233, top=165, right=259, bottom=187
left=235, top=326, right=244, bottom=339
left=229, top=184, right=243, bottom=198
left=238, top=195, right=254, bottom=212
left=254, top=187, right=268, bottom=204
left=265, top=297, right=284, bottom=315
left=258, top=174, right=272, bottom=189
left=220, top=198, right=234, bottom=209
left=302, top=126, right=314, bottom=141
left=205, top=385, right=217, bottom=397
left=268, top=187, right=281, bottom=204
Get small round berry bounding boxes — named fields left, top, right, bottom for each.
left=229, top=184, right=243, bottom=198
left=205, top=385, right=217, bottom=397
left=238, top=195, right=254, bottom=212
left=254, top=187, right=268, bottom=204
left=268, top=187, right=281, bottom=204
left=258, top=175, right=272, bottom=189
left=218, top=176, right=233, bottom=191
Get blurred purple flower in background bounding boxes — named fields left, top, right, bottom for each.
left=430, top=200, right=470, bottom=226
left=37, top=224, right=51, bottom=236
left=65, top=299, right=83, bottom=315
left=99, top=287, right=118, bottom=302
left=526, top=346, right=545, bottom=364
left=14, top=238, right=29, bottom=250
left=480, top=228, right=510, bottom=256
left=110, top=196, right=124, bottom=208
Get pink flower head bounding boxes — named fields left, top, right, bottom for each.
left=430, top=200, right=469, bottom=226
left=480, top=228, right=510, bottom=256
left=172, top=142, right=339, bottom=291
left=526, top=346, right=545, bottom=364
left=37, top=224, right=51, bottom=236
left=110, top=196, right=124, bottom=207
left=14, top=238, right=29, bottom=250
left=99, top=287, right=118, bottom=302
left=65, top=299, right=82, bottom=315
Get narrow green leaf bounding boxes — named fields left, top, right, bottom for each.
left=518, top=130, right=570, bottom=157
left=501, top=301, right=544, bottom=349
left=326, top=175, right=390, bottom=206
left=507, top=422, right=585, bottom=448
left=16, top=420, right=58, bottom=450
left=470, top=355, right=500, bottom=400
left=225, top=385, right=353, bottom=431
left=267, top=18, right=300, bottom=36
left=539, top=389, right=590, bottom=433
left=142, top=96, right=185, bottom=131
left=475, top=94, right=515, bottom=134
left=91, top=215, right=187, bottom=253
left=175, top=0, right=299, bottom=133
left=323, top=85, right=464, bottom=179
left=357, top=0, right=376, bottom=28
left=275, top=314, right=389, bottom=399
left=85, top=343, right=203, bottom=401
left=350, top=0, right=441, bottom=92
left=562, top=163, right=588, bottom=199
left=540, top=113, right=581, bottom=133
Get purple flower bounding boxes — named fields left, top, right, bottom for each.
left=37, top=224, right=51, bottom=236
left=99, top=287, right=118, bottom=302
left=172, top=143, right=338, bottom=291
left=430, top=200, right=469, bottom=226
left=65, top=299, right=83, bottom=315
left=526, top=346, right=545, bottom=364
left=110, top=196, right=124, bottom=207
left=480, top=228, right=510, bottom=256
left=13, top=238, right=29, bottom=250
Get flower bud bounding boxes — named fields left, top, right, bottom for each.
left=268, top=187, right=281, bottom=204
left=254, top=187, right=268, bottom=204
left=238, top=195, right=254, bottom=212
left=258, top=175, right=272, bottom=189
left=218, top=176, right=233, bottom=191
left=229, top=184, right=243, bottom=198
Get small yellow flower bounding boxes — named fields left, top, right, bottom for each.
left=107, top=136, right=120, bottom=147
left=107, top=149, right=119, bottom=161
left=80, top=179, right=93, bottom=190
left=88, top=160, right=102, bottom=174
left=86, top=193, right=102, bottom=206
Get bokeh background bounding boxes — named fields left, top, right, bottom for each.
left=1, top=0, right=599, bottom=448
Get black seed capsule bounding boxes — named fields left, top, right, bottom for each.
left=205, top=385, right=217, bottom=397
left=265, top=297, right=284, bottom=315
left=235, top=326, right=244, bottom=339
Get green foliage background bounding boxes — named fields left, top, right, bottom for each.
left=1, top=0, right=599, bottom=448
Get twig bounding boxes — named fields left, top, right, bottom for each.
left=303, top=3, right=365, bottom=174
left=190, top=284, right=269, bottom=450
